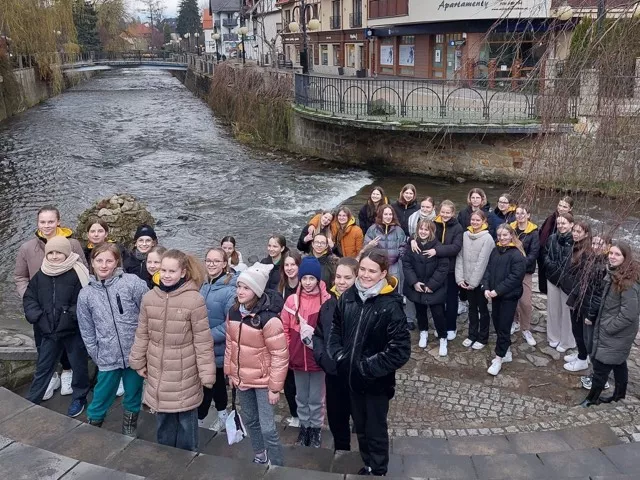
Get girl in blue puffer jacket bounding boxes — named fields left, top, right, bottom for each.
left=198, top=247, right=238, bottom=431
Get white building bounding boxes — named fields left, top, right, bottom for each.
left=205, top=0, right=259, bottom=61
left=248, top=0, right=283, bottom=66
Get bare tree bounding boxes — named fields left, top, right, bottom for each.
left=250, top=0, right=281, bottom=67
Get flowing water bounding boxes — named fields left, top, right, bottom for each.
left=0, top=69, right=637, bottom=333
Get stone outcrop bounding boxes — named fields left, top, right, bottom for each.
left=76, top=194, right=155, bottom=249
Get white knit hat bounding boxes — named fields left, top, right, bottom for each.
left=238, top=262, right=274, bottom=298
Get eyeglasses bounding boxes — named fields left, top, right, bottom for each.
left=205, top=259, right=225, bottom=265
left=313, top=241, right=327, bottom=246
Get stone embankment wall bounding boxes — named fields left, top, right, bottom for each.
left=0, top=68, right=99, bottom=123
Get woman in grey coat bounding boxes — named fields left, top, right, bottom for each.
left=77, top=243, right=148, bottom=433
left=581, top=241, right=640, bottom=407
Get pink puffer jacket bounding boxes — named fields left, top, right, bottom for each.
left=129, top=281, right=215, bottom=413
left=224, top=290, right=289, bottom=392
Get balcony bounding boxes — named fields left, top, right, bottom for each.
left=349, top=12, right=362, bottom=28
left=223, top=33, right=239, bottom=42
left=330, top=16, right=341, bottom=30
left=214, top=20, right=220, bottom=28
left=222, top=19, right=237, bottom=27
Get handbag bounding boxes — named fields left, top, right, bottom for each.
left=226, top=387, right=247, bottom=445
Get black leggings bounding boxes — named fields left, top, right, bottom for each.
left=415, top=303, right=446, bottom=338
left=570, top=309, right=588, bottom=361
left=591, top=358, right=628, bottom=390
left=197, top=368, right=228, bottom=420
left=444, top=272, right=458, bottom=332
left=284, top=369, right=297, bottom=418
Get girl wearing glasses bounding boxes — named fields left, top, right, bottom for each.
left=310, top=233, right=338, bottom=289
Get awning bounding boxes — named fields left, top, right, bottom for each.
left=368, top=18, right=557, bottom=37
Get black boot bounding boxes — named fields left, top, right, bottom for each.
left=122, top=410, right=139, bottom=437
left=309, top=427, right=322, bottom=448
left=295, top=426, right=309, bottom=447
left=579, top=386, right=604, bottom=407
left=88, top=418, right=103, bottom=427
left=600, top=382, right=627, bottom=403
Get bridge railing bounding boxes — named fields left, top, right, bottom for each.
left=293, top=74, right=584, bottom=124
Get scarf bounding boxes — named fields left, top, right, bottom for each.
left=420, top=211, right=436, bottom=222
left=133, top=249, right=147, bottom=261
left=159, top=277, right=186, bottom=293
left=355, top=277, right=387, bottom=303
left=41, top=252, right=90, bottom=287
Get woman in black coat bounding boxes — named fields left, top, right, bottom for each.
left=536, top=196, right=574, bottom=294
left=391, top=183, right=419, bottom=237
left=483, top=224, right=526, bottom=377
left=358, top=186, right=388, bottom=235
left=402, top=219, right=449, bottom=355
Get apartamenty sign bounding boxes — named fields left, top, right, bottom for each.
left=427, top=0, right=550, bottom=20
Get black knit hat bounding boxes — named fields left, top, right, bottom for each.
left=134, top=224, right=157, bottom=241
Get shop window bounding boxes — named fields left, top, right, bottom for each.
left=346, top=44, right=356, bottom=68
left=333, top=44, right=341, bottom=66
left=321, top=44, right=329, bottom=65
left=399, top=35, right=414, bottom=75
left=380, top=37, right=394, bottom=74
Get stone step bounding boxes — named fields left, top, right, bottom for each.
left=4, top=387, right=640, bottom=480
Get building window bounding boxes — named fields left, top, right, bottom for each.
left=369, top=0, right=409, bottom=19
left=399, top=35, right=414, bottom=75
left=346, top=44, right=356, bottom=68
left=333, top=44, right=341, bottom=65
left=285, top=9, right=291, bottom=24
left=380, top=37, right=394, bottom=74
left=321, top=44, right=329, bottom=65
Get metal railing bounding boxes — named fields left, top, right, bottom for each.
left=330, top=16, right=341, bottom=29
left=223, top=33, right=239, bottom=42
left=222, top=19, right=237, bottom=27
left=349, top=12, right=362, bottom=28
left=294, top=74, right=584, bottom=124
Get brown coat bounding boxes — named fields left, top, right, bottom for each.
left=14, top=228, right=87, bottom=298
left=224, top=290, right=289, bottom=392
left=129, top=281, right=215, bottom=413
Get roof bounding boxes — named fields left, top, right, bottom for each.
left=209, top=0, right=241, bottom=13
left=202, top=8, right=213, bottom=29
left=126, top=23, right=152, bottom=38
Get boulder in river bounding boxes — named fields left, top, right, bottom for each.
left=77, top=194, right=155, bottom=249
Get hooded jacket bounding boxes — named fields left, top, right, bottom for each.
left=23, top=268, right=83, bottom=338
left=224, top=289, right=289, bottom=392
left=328, top=277, right=410, bottom=398
left=307, top=213, right=364, bottom=258
left=200, top=272, right=239, bottom=369
left=392, top=200, right=419, bottom=237
left=544, top=232, right=574, bottom=287
left=455, top=226, right=495, bottom=289
left=481, top=244, right=527, bottom=301
left=123, top=249, right=152, bottom=286
left=77, top=270, right=149, bottom=371
left=358, top=197, right=389, bottom=236
left=591, top=274, right=640, bottom=365
left=313, top=287, right=340, bottom=376
left=364, top=223, right=406, bottom=266
left=510, top=221, right=540, bottom=274
left=129, top=280, right=215, bottom=413
left=402, top=238, right=449, bottom=305
left=489, top=206, right=517, bottom=237
left=457, top=204, right=492, bottom=231
left=407, top=210, right=436, bottom=238
left=281, top=281, right=331, bottom=372
left=433, top=216, right=464, bottom=273
left=14, top=227, right=87, bottom=298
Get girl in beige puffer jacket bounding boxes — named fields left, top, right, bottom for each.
left=130, top=249, right=214, bottom=452
left=224, top=262, right=289, bottom=466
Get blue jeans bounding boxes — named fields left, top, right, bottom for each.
left=238, top=388, right=284, bottom=466
left=156, top=408, right=199, bottom=452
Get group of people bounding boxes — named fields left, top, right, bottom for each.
left=13, top=185, right=640, bottom=476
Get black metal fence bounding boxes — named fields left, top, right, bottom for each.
left=294, top=74, right=581, bottom=124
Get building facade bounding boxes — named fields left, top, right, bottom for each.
left=205, top=0, right=259, bottom=60
left=367, top=0, right=553, bottom=80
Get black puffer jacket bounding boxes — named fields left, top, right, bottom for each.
left=328, top=279, right=410, bottom=398
left=544, top=232, right=574, bottom=287
left=313, top=292, right=338, bottom=376
left=568, top=254, right=607, bottom=320
left=561, top=244, right=590, bottom=296
left=433, top=216, right=464, bottom=273
left=457, top=204, right=492, bottom=230
left=314, top=252, right=338, bottom=289
left=392, top=200, right=419, bottom=237
left=260, top=256, right=282, bottom=292
left=123, top=249, right=151, bottom=286
left=402, top=238, right=449, bottom=305
left=23, top=269, right=82, bottom=337
left=482, top=244, right=526, bottom=301
left=511, top=221, right=540, bottom=274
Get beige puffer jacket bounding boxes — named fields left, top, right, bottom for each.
left=224, top=290, right=289, bottom=392
left=129, top=280, right=215, bottom=413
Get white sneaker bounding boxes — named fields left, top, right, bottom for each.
left=503, top=349, right=513, bottom=363
left=510, top=322, right=521, bottom=335
left=487, top=357, right=503, bottom=376
left=116, top=379, right=125, bottom=397
left=522, top=330, right=537, bottom=346
left=198, top=419, right=205, bottom=428
left=556, top=345, right=568, bottom=353
left=439, top=338, right=448, bottom=357
left=213, top=410, right=228, bottom=432
left=447, top=330, right=457, bottom=341
left=43, top=372, right=61, bottom=401
left=418, top=331, right=428, bottom=348
left=564, top=352, right=579, bottom=363
left=462, top=338, right=473, bottom=347
left=287, top=416, right=300, bottom=428
left=472, top=341, right=485, bottom=350
left=457, top=301, right=468, bottom=315
left=60, top=370, right=73, bottom=396
left=564, top=358, right=589, bottom=372
left=549, top=340, right=559, bottom=348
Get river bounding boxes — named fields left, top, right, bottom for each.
left=0, top=69, right=637, bottom=333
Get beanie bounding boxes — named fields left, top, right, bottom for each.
left=298, top=256, right=322, bottom=281
left=238, top=262, right=274, bottom=298
left=45, top=236, right=72, bottom=258
left=134, top=224, right=157, bottom=241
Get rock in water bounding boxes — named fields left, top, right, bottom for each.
left=77, top=194, right=155, bottom=248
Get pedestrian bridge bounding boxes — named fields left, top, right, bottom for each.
left=62, top=52, right=188, bottom=73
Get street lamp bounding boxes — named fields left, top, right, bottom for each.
left=239, top=25, right=249, bottom=65
left=213, top=32, right=221, bottom=63
left=184, top=32, right=191, bottom=52
left=194, top=32, right=200, bottom=55
left=288, top=7, right=320, bottom=75
left=554, top=3, right=574, bottom=21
